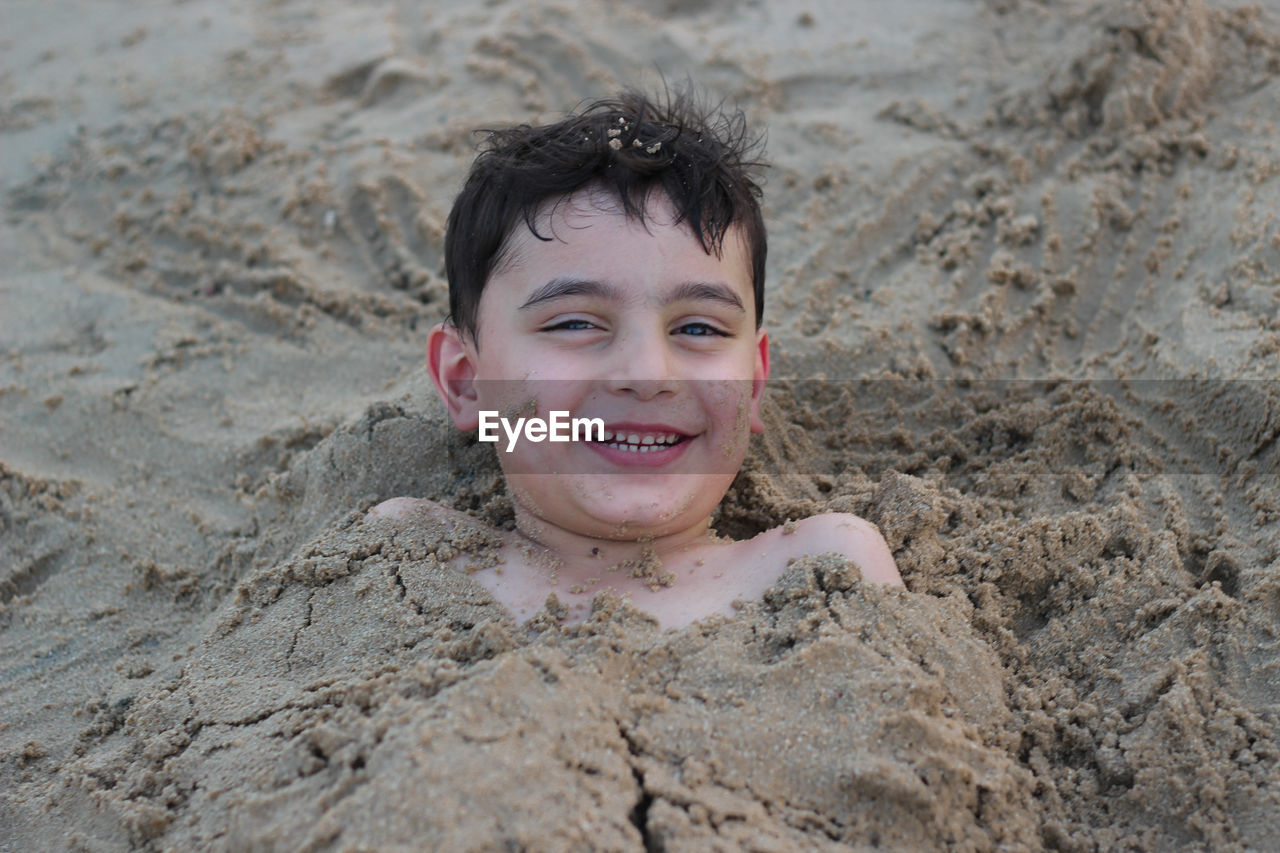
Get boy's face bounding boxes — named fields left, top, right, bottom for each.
left=432, top=188, right=768, bottom=542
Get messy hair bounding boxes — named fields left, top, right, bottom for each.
left=444, top=88, right=767, bottom=342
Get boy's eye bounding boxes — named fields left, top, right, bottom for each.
left=673, top=322, right=729, bottom=337
left=544, top=318, right=598, bottom=331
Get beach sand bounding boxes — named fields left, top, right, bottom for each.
left=3, top=0, right=1279, bottom=849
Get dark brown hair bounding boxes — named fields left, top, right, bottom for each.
left=444, top=89, right=767, bottom=342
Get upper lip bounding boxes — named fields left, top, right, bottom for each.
left=595, top=422, right=696, bottom=437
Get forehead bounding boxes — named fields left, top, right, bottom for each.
left=492, top=188, right=749, bottom=283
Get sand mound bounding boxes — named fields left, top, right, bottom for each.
left=3, top=0, right=1280, bottom=850
left=1003, top=0, right=1218, bottom=135
left=40, top=513, right=1037, bottom=850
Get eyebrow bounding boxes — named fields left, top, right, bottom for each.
left=518, top=277, right=746, bottom=313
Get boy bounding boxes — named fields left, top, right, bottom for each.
left=371, top=90, right=902, bottom=629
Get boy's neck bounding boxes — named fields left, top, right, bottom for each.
left=511, top=505, right=721, bottom=586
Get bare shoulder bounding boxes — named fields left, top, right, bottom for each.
left=775, top=512, right=904, bottom=587
left=366, top=496, right=472, bottom=527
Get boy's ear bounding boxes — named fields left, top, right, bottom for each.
left=750, top=329, right=770, bottom=434
left=426, top=322, right=481, bottom=430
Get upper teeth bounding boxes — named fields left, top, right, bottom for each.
left=599, top=431, right=681, bottom=446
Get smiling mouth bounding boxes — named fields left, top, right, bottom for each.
left=593, top=429, right=690, bottom=453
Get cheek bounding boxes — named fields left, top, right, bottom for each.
left=473, top=380, right=531, bottom=420
left=471, top=336, right=541, bottom=384
left=703, top=381, right=757, bottom=455
left=476, top=376, right=585, bottom=420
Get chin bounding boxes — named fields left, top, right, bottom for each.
left=575, top=499, right=701, bottom=538
left=591, top=507, right=697, bottom=538
left=511, top=473, right=723, bottom=538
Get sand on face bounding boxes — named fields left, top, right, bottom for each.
left=2, top=0, right=1280, bottom=849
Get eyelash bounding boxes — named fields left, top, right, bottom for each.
left=543, top=319, right=730, bottom=338
left=545, top=319, right=596, bottom=331
left=674, top=322, right=730, bottom=337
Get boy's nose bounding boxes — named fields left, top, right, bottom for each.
left=604, top=330, right=679, bottom=400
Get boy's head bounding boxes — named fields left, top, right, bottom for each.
left=428, top=89, right=770, bottom=543
left=444, top=89, right=767, bottom=344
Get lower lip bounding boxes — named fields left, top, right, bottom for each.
left=587, top=436, right=694, bottom=468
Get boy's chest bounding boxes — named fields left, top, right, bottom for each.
left=462, top=536, right=797, bottom=629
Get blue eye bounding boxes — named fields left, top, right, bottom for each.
left=545, top=319, right=596, bottom=331
left=674, top=322, right=728, bottom=337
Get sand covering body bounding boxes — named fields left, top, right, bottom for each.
left=3, top=0, right=1280, bottom=849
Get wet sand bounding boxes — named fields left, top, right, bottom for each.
left=3, top=0, right=1280, bottom=849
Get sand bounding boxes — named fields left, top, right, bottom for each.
left=2, top=0, right=1279, bottom=849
